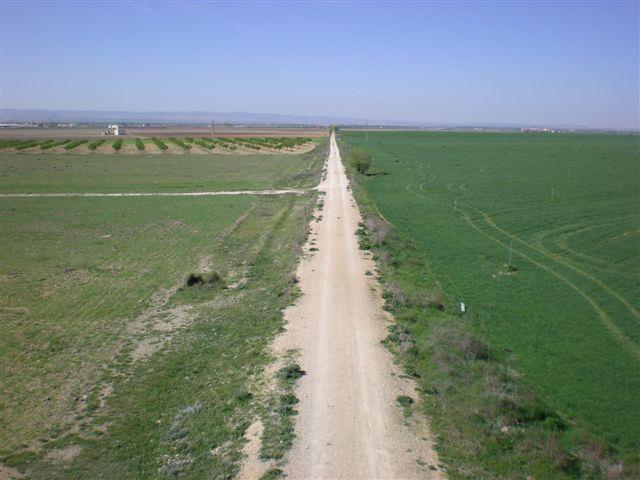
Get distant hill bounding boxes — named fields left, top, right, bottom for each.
left=2, top=109, right=634, bottom=132
left=0, top=109, right=376, bottom=126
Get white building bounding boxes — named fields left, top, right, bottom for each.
left=107, top=124, right=125, bottom=136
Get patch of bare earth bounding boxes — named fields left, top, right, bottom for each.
left=72, top=145, right=93, bottom=154
left=44, top=445, right=82, bottom=463
left=185, top=144, right=210, bottom=155
left=290, top=141, right=317, bottom=154
left=48, top=145, right=68, bottom=154
left=0, top=464, right=25, bottom=480
left=20, top=146, right=46, bottom=154
left=163, top=143, right=187, bottom=155
left=237, top=421, right=274, bottom=479
left=120, top=142, right=140, bottom=154
left=142, top=141, right=162, bottom=154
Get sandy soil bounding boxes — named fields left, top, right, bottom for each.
left=163, top=142, right=186, bottom=155
left=185, top=144, right=210, bottom=155
left=269, top=133, right=442, bottom=478
left=94, top=142, right=114, bottom=154
left=142, top=141, right=162, bottom=154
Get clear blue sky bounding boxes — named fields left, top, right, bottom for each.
left=1, top=1, right=638, bottom=129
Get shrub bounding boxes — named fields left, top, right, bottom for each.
left=151, top=137, right=168, bottom=151
left=427, top=287, right=445, bottom=311
left=88, top=139, right=105, bottom=151
left=348, top=147, right=373, bottom=174
left=134, top=138, right=145, bottom=151
left=168, top=137, right=191, bottom=150
left=383, top=281, right=408, bottom=307
left=276, top=364, right=305, bottom=385
left=64, top=140, right=88, bottom=151
left=185, top=271, right=223, bottom=288
left=112, top=139, right=123, bottom=151
left=396, top=395, right=414, bottom=407
left=40, top=139, right=70, bottom=150
left=14, top=140, right=41, bottom=150
left=0, top=140, right=25, bottom=148
left=364, top=213, right=392, bottom=245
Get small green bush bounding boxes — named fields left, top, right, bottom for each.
left=0, top=140, right=24, bottom=148
left=168, top=137, right=191, bottom=150
left=64, top=140, right=88, bottom=151
left=276, top=364, right=305, bottom=385
left=112, top=139, right=123, bottom=151
left=40, top=139, right=70, bottom=150
left=14, top=140, right=41, bottom=150
left=88, top=139, right=106, bottom=151
left=151, top=137, right=168, bottom=151
left=185, top=271, right=223, bottom=288
left=134, top=138, right=145, bottom=151
left=348, top=148, right=373, bottom=174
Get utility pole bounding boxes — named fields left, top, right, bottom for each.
left=365, top=121, right=368, bottom=144
left=211, top=120, right=215, bottom=138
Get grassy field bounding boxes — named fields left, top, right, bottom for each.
left=0, top=146, right=323, bottom=193
left=0, top=140, right=327, bottom=478
left=341, top=130, right=639, bottom=477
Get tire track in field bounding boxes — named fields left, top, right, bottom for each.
left=446, top=182, right=466, bottom=192
left=418, top=173, right=438, bottom=193
left=457, top=204, right=640, bottom=360
left=405, top=170, right=436, bottom=200
left=369, top=197, right=393, bottom=225
left=424, top=164, right=638, bottom=320
left=467, top=205, right=640, bottom=322
left=537, top=223, right=637, bottom=280
left=405, top=181, right=425, bottom=199
left=0, top=189, right=309, bottom=198
left=590, top=228, right=640, bottom=249
left=399, top=165, right=638, bottom=349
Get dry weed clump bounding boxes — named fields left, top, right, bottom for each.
left=363, top=213, right=393, bottom=246
left=427, top=287, right=445, bottom=311
left=374, top=249, right=391, bottom=264
left=383, top=280, right=407, bottom=307
left=383, top=324, right=415, bottom=354
left=428, top=322, right=493, bottom=371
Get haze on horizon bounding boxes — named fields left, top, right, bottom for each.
left=1, top=1, right=638, bottom=130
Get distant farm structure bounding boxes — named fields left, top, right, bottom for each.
left=106, top=124, right=125, bottom=136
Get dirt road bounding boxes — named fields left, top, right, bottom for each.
left=275, top=133, right=442, bottom=479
